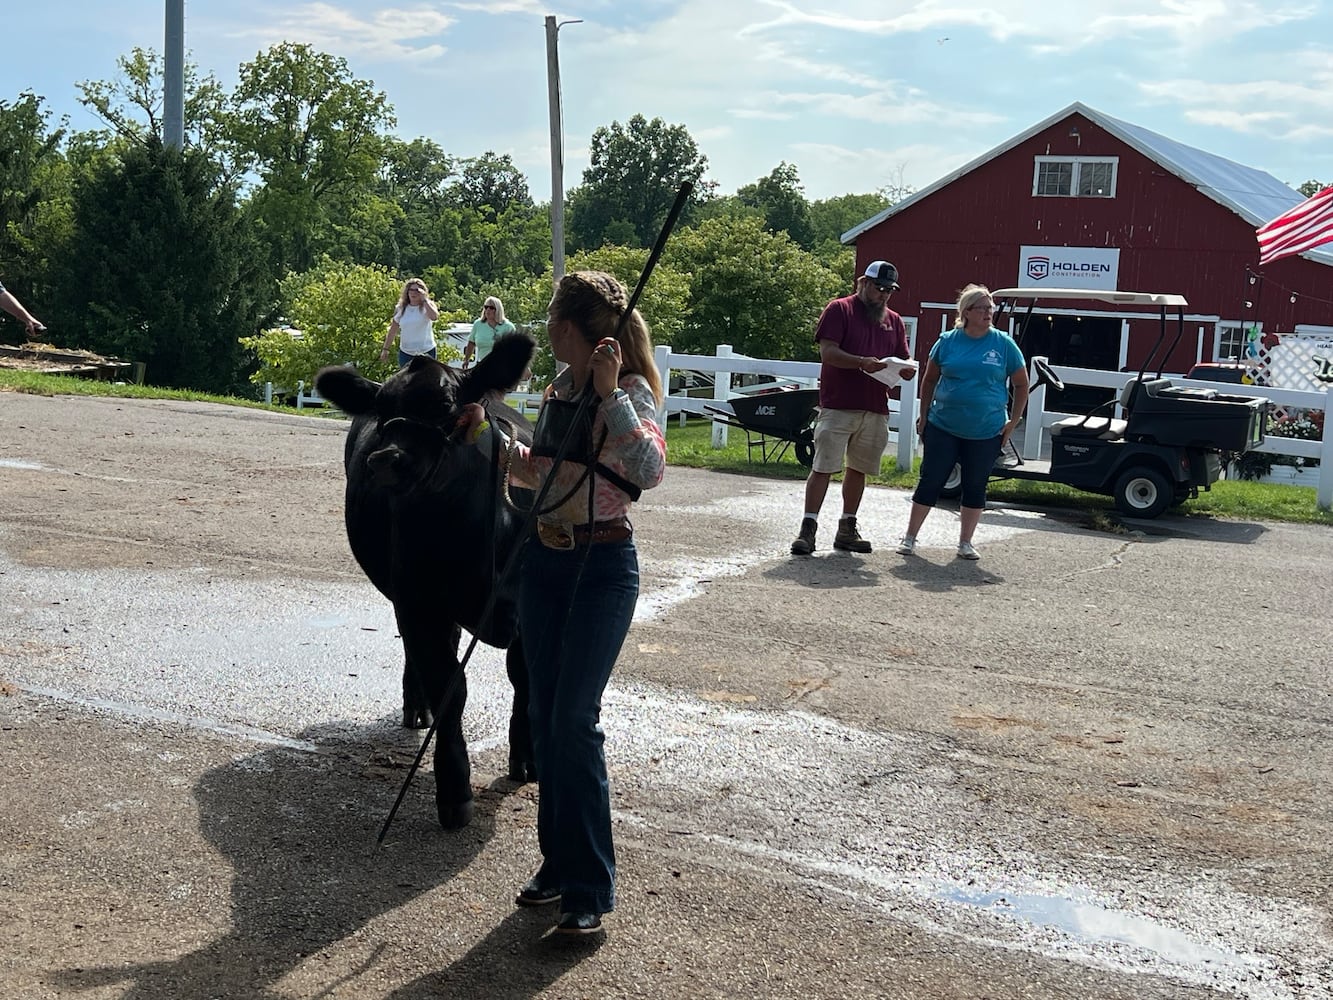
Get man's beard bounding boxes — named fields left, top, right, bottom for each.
left=863, top=297, right=887, bottom=323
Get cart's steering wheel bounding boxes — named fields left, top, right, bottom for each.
left=1032, top=358, right=1065, bottom=393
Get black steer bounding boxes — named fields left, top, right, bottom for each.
left=315, top=336, right=537, bottom=829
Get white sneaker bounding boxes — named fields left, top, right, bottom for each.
left=896, top=535, right=917, bottom=555
left=956, top=541, right=980, bottom=560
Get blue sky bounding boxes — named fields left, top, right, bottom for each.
left=5, top=1, right=1332, bottom=206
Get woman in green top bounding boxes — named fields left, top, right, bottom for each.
left=462, top=295, right=516, bottom=369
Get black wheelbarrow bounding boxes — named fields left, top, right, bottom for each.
left=703, top=387, right=820, bottom=468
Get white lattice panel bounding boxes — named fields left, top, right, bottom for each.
left=1260, top=332, right=1333, bottom=394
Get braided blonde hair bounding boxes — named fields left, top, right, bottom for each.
left=550, top=270, right=663, bottom=403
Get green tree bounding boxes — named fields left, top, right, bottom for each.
left=692, top=192, right=763, bottom=226
left=51, top=139, right=269, bottom=393
left=450, top=203, right=552, bottom=291
left=452, top=152, right=532, bottom=219
left=0, top=91, right=69, bottom=303
left=380, top=136, right=455, bottom=210
left=76, top=47, right=236, bottom=183
left=1298, top=179, right=1329, bottom=197
left=504, top=245, right=691, bottom=391
left=736, top=162, right=815, bottom=248
left=228, top=43, right=396, bottom=274
left=321, top=189, right=405, bottom=273
left=666, top=215, right=844, bottom=361
left=566, top=114, right=715, bottom=250
left=242, top=259, right=417, bottom=390
left=808, top=192, right=890, bottom=251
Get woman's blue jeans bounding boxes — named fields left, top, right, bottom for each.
left=518, top=535, right=639, bottom=914
left=397, top=347, right=437, bottom=368
left=913, top=420, right=1004, bottom=509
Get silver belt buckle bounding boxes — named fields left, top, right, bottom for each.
left=537, top=520, right=575, bottom=550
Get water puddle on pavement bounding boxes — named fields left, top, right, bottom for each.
left=612, top=692, right=1317, bottom=999
left=934, top=885, right=1242, bottom=968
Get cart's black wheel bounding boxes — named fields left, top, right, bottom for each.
left=940, top=462, right=963, bottom=500
left=1113, top=466, right=1172, bottom=518
left=794, top=429, right=815, bottom=468
left=1032, top=357, right=1065, bottom=393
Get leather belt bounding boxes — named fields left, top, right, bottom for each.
left=537, top=517, right=632, bottom=550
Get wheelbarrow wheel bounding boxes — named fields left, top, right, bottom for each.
left=795, top=429, right=815, bottom=468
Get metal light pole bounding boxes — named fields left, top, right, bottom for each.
left=545, top=16, right=581, bottom=284
left=164, top=0, right=185, bottom=149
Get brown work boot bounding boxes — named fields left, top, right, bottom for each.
left=790, top=517, right=817, bottom=556
left=833, top=515, right=872, bottom=553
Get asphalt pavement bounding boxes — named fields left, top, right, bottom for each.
left=1, top=392, right=1331, bottom=1000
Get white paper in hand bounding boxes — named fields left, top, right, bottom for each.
left=863, top=357, right=918, bottom=389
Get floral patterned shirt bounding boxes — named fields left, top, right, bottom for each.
left=507, top=370, right=665, bottom=525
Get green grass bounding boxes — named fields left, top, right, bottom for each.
left=662, top=416, right=1333, bottom=526
left=0, top=369, right=347, bottom=417
left=0, top=370, right=281, bottom=409
left=4, top=372, right=1330, bottom=526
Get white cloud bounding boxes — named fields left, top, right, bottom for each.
left=730, top=108, right=795, bottom=122
left=446, top=0, right=547, bottom=12
left=741, top=0, right=1319, bottom=50
left=787, top=140, right=968, bottom=196
left=227, top=3, right=456, bottom=61
left=764, top=89, right=1001, bottom=130
left=1138, top=56, right=1333, bottom=143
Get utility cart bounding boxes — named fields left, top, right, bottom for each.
left=945, top=289, right=1269, bottom=518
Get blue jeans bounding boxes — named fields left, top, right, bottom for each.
left=518, top=535, right=639, bottom=914
left=914, top=420, right=1004, bottom=508
left=398, top=347, right=437, bottom=368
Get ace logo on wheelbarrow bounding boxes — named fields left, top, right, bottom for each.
left=704, top=388, right=819, bottom=468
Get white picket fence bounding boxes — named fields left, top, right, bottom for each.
left=653, top=343, right=918, bottom=472
left=266, top=350, right=1330, bottom=510
left=262, top=380, right=329, bottom=410
left=649, top=345, right=1331, bottom=509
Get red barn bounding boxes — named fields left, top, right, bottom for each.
left=843, top=102, right=1333, bottom=384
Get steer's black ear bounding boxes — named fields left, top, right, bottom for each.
left=459, top=332, right=537, bottom=405
left=315, top=365, right=380, bottom=416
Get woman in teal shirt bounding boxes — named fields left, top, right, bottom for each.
left=898, top=284, right=1029, bottom=560
left=462, top=295, right=516, bottom=368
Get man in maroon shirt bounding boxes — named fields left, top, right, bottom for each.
left=790, top=261, right=916, bottom=555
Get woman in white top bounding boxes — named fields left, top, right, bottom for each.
left=462, top=295, right=517, bottom=369
left=380, top=278, right=440, bottom=368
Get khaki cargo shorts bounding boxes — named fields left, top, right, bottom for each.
left=811, top=408, right=889, bottom=475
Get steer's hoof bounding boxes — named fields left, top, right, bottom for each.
left=436, top=798, right=474, bottom=830
left=508, top=756, right=537, bottom=784
left=402, top=706, right=433, bottom=730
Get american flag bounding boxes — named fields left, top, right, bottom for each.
left=1256, top=185, right=1333, bottom=265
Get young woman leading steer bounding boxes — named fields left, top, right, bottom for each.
left=455, top=270, right=666, bottom=936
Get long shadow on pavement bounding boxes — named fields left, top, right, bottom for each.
left=385, top=909, right=604, bottom=1000
left=50, top=721, right=532, bottom=999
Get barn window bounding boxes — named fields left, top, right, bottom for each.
left=1215, top=321, right=1261, bottom=361
left=1033, top=157, right=1118, bottom=198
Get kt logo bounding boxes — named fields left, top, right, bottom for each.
left=1026, top=256, right=1050, bottom=281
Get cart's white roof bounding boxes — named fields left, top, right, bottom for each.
left=991, top=288, right=1189, bottom=307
